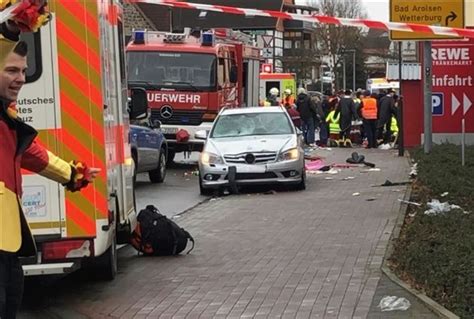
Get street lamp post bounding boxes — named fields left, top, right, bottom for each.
left=340, top=48, right=356, bottom=91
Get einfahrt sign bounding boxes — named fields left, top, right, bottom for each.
left=431, top=37, right=474, bottom=133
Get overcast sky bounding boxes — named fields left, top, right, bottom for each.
left=297, top=0, right=390, bottom=22
left=360, top=0, right=389, bottom=21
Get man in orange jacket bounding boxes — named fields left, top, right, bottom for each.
left=360, top=90, right=378, bottom=148
left=0, top=6, right=99, bottom=318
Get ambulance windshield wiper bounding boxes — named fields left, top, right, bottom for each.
left=128, top=80, right=160, bottom=89
left=165, top=81, right=200, bottom=92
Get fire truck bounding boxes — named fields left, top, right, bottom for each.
left=18, top=0, right=147, bottom=279
left=126, top=28, right=261, bottom=163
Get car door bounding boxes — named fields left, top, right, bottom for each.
left=131, top=124, right=159, bottom=171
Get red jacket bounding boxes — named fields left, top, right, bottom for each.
left=0, top=102, right=76, bottom=256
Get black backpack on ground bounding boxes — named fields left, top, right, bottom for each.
left=131, top=205, right=195, bottom=256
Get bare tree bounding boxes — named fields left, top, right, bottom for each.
left=309, top=0, right=368, bottom=91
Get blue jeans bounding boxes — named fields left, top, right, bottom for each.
left=302, top=118, right=315, bottom=145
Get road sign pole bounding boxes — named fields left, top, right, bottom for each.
left=423, top=41, right=433, bottom=154
left=398, top=42, right=404, bottom=157
left=462, top=118, right=465, bottom=166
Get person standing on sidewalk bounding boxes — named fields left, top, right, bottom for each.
left=338, top=89, right=358, bottom=147
left=376, top=89, right=397, bottom=145
left=360, top=91, right=378, bottom=148
left=295, top=87, right=317, bottom=147
left=0, top=10, right=99, bottom=318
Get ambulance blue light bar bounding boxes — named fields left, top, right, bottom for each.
left=133, top=30, right=145, bottom=44
left=201, top=32, right=214, bottom=46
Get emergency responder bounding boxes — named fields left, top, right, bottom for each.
left=284, top=103, right=301, bottom=129
left=377, top=89, right=397, bottom=145
left=0, top=13, right=99, bottom=318
left=265, top=87, right=280, bottom=106
left=360, top=91, right=378, bottom=148
left=338, top=89, right=358, bottom=147
left=282, top=89, right=295, bottom=108
left=326, top=106, right=341, bottom=147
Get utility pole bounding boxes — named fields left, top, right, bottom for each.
left=423, top=41, right=433, bottom=154
left=398, top=42, right=404, bottom=157
left=342, top=57, right=346, bottom=90
left=352, top=50, right=356, bottom=91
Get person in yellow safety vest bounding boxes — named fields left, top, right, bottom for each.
left=360, top=90, right=378, bottom=148
left=326, top=108, right=341, bottom=146
left=265, top=87, right=280, bottom=106
left=391, top=116, right=399, bottom=135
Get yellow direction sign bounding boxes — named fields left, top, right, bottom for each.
left=390, top=0, right=465, bottom=40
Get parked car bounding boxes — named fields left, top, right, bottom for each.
left=130, top=120, right=168, bottom=184
left=196, top=106, right=306, bottom=195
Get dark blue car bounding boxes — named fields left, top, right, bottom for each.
left=130, top=121, right=168, bottom=183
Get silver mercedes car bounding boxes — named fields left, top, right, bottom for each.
left=196, top=107, right=306, bottom=195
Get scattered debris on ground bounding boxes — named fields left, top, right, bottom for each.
left=409, top=162, right=418, bottom=178
left=378, top=296, right=411, bottom=312
left=397, top=199, right=421, bottom=206
left=379, top=180, right=412, bottom=187
left=424, top=199, right=469, bottom=215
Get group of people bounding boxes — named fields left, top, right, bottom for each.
left=325, top=88, right=400, bottom=148
left=263, top=86, right=400, bottom=149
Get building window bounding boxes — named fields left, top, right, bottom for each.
left=284, top=40, right=292, bottom=49
left=304, top=40, right=310, bottom=49
left=294, top=40, right=301, bottom=49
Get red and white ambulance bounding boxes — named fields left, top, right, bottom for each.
left=126, top=28, right=261, bottom=163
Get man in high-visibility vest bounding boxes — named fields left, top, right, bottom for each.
left=360, top=90, right=378, bottom=148
left=265, top=87, right=280, bottom=106
left=325, top=107, right=341, bottom=147
left=282, top=89, right=295, bottom=108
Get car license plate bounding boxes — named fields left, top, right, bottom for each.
left=236, top=165, right=266, bottom=173
left=161, top=127, right=178, bottom=135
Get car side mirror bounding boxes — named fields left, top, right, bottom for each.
left=195, top=130, right=208, bottom=140
left=296, top=127, right=303, bottom=136
left=129, top=88, right=148, bottom=120
left=229, top=65, right=238, bottom=84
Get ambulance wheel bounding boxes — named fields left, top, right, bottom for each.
left=166, top=150, right=175, bottom=166
left=149, top=150, right=166, bottom=183
left=97, top=228, right=117, bottom=281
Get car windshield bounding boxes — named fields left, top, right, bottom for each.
left=211, top=112, right=294, bottom=138
left=127, top=51, right=216, bottom=91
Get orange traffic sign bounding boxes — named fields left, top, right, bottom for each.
left=390, top=0, right=465, bottom=40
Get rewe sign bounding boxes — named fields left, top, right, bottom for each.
left=431, top=38, right=474, bottom=134
left=401, top=32, right=474, bottom=147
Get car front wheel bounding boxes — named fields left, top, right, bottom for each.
left=149, top=150, right=166, bottom=183
left=295, top=170, right=306, bottom=191
left=199, top=177, right=214, bottom=196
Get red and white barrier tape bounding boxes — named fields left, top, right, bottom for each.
left=128, top=0, right=474, bottom=39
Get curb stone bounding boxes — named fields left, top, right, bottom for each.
left=380, top=152, right=460, bottom=319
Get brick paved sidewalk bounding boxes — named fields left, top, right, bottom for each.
left=24, top=147, right=429, bottom=319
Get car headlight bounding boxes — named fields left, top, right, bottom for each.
left=278, top=148, right=300, bottom=161
left=200, top=152, right=224, bottom=165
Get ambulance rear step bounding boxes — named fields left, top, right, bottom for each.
left=22, top=262, right=80, bottom=276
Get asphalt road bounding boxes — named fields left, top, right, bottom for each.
left=135, top=153, right=206, bottom=217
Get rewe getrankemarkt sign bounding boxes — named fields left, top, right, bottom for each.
left=431, top=37, right=474, bottom=133
left=390, top=0, right=465, bottom=40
